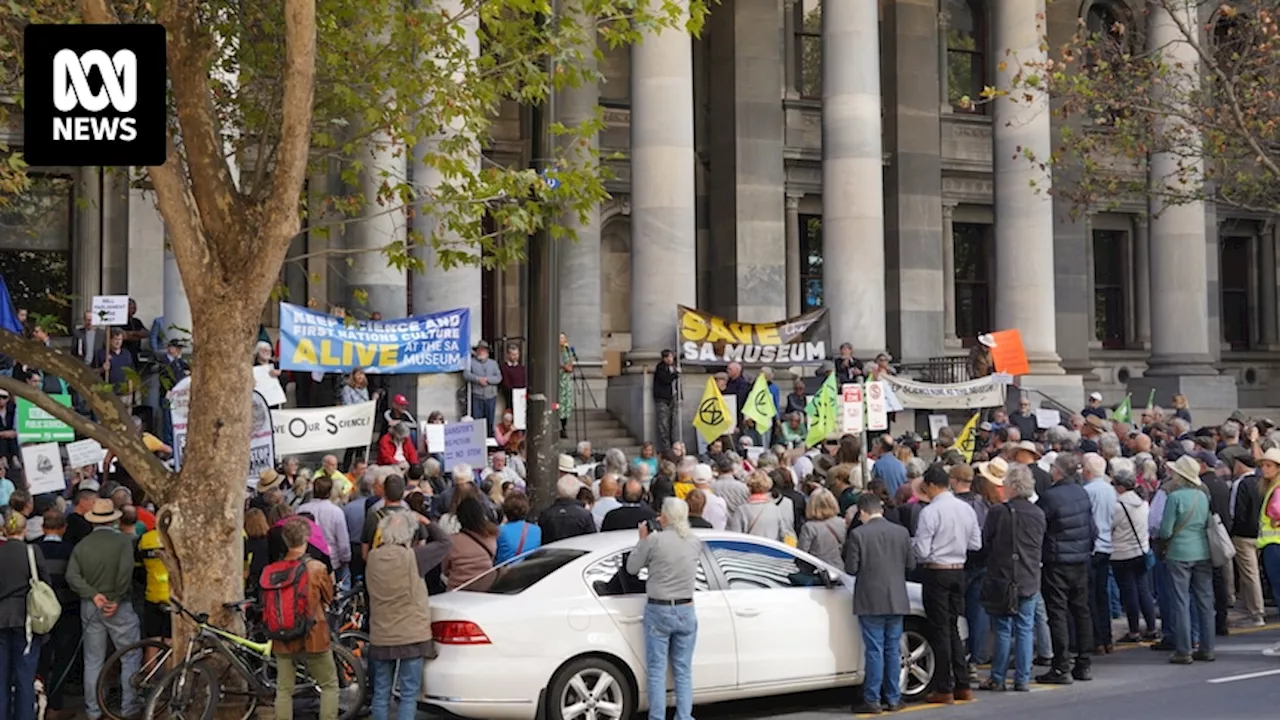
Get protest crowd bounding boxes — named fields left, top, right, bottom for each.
left=0, top=300, right=1276, bottom=720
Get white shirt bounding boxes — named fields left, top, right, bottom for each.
left=913, top=491, right=982, bottom=565
left=697, top=486, right=729, bottom=530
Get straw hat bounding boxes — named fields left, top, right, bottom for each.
left=977, top=457, right=1009, bottom=486
left=558, top=454, right=576, bottom=474
left=1012, top=440, right=1042, bottom=460
left=1168, top=455, right=1203, bottom=486
left=257, top=468, right=283, bottom=493
left=1259, top=447, right=1280, bottom=468
left=86, top=498, right=123, bottom=525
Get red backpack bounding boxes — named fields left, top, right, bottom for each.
left=259, top=556, right=313, bottom=641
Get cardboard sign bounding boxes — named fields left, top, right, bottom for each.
left=253, top=365, right=287, bottom=407
left=91, top=295, right=130, bottom=326
left=1036, top=408, right=1062, bottom=429
left=424, top=422, right=446, bottom=453
left=839, top=384, right=864, bottom=435
left=928, top=414, right=950, bottom=441
left=22, top=442, right=64, bottom=495
left=65, top=438, right=105, bottom=469
left=442, top=419, right=486, bottom=470
left=979, top=329, right=1031, bottom=377
left=513, top=388, right=527, bottom=430
left=16, top=395, right=74, bottom=443
left=865, top=381, right=889, bottom=432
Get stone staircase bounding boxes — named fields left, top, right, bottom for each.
left=559, top=407, right=645, bottom=458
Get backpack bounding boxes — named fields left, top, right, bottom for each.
left=258, top=556, right=313, bottom=641
left=26, top=545, right=62, bottom=636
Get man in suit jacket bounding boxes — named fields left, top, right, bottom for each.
left=73, top=309, right=106, bottom=364
left=845, top=493, right=916, bottom=714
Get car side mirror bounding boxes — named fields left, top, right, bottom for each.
left=821, top=567, right=841, bottom=588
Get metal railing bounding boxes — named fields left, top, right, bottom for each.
left=898, top=356, right=971, bottom=384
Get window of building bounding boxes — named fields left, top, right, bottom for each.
left=1220, top=235, right=1253, bottom=351
left=0, top=174, right=74, bottom=330
left=1092, top=229, right=1127, bottom=348
left=1085, top=1, right=1128, bottom=56
left=794, top=0, right=822, bottom=99
left=799, top=214, right=823, bottom=310
left=953, top=222, right=991, bottom=342
left=945, top=0, right=986, bottom=112
left=706, top=540, right=827, bottom=590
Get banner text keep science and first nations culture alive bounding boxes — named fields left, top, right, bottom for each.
left=678, top=305, right=830, bottom=366
left=278, top=303, right=469, bottom=374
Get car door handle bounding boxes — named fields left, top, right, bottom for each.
left=619, top=616, right=643, bottom=624
left=734, top=608, right=761, bottom=618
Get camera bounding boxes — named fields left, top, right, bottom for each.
left=644, top=518, right=662, bottom=534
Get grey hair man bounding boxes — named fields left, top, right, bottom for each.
left=1038, top=452, right=1098, bottom=683
left=538, top=474, right=598, bottom=543
left=604, top=447, right=627, bottom=476
left=1097, top=433, right=1121, bottom=461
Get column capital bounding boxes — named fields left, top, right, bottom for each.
left=785, top=193, right=803, bottom=210
left=783, top=0, right=798, bottom=8
left=941, top=201, right=958, bottom=219
left=1134, top=213, right=1149, bottom=229
left=1262, top=218, right=1275, bottom=235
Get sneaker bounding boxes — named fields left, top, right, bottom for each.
left=1192, top=651, right=1216, bottom=662
left=1035, top=669, right=1074, bottom=685
left=1071, top=665, right=1093, bottom=682
left=1261, top=642, right=1280, bottom=658
left=1251, top=617, right=1267, bottom=628
left=1169, top=653, right=1194, bottom=665
left=882, top=702, right=902, bottom=713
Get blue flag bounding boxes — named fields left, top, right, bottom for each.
left=0, top=274, right=23, bottom=335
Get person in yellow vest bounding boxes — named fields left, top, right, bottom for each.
left=673, top=457, right=697, bottom=500
left=136, top=528, right=171, bottom=665
left=317, top=455, right=352, bottom=502
left=1257, top=447, right=1280, bottom=657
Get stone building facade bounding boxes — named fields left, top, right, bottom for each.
left=5, top=0, right=1276, bottom=434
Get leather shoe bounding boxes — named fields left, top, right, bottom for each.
left=924, top=691, right=954, bottom=705
left=1035, top=669, right=1074, bottom=685
left=851, top=702, right=883, bottom=714
left=1072, top=666, right=1092, bottom=682
left=954, top=687, right=974, bottom=701
left=882, top=703, right=902, bottom=712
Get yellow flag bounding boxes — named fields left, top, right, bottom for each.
left=955, top=411, right=981, bottom=462
left=692, top=377, right=734, bottom=444
left=804, top=372, right=839, bottom=447
left=742, top=373, right=777, bottom=430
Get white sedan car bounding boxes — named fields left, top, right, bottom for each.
left=423, top=529, right=942, bottom=720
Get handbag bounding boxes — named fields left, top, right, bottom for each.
left=1207, top=512, right=1236, bottom=568
left=979, top=505, right=1020, bottom=616
left=26, top=545, right=61, bottom=637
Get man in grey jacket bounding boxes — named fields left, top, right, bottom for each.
left=845, top=493, right=915, bottom=715
left=463, top=340, right=502, bottom=436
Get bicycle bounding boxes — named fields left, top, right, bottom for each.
left=143, top=598, right=368, bottom=720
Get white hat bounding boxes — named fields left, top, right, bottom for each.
left=1259, top=447, right=1280, bottom=467
left=557, top=454, right=576, bottom=474
left=1089, top=391, right=1103, bottom=401
left=977, top=457, right=1009, bottom=486
left=1169, top=455, right=1204, bottom=486
left=692, top=463, right=713, bottom=484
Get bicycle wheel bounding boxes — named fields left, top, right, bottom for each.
left=337, top=630, right=369, bottom=660
left=143, top=661, right=217, bottom=720
left=96, top=637, right=172, bottom=720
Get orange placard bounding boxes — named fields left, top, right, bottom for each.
left=980, top=329, right=1030, bottom=376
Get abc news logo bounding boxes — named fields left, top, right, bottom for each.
left=23, top=24, right=166, bottom=167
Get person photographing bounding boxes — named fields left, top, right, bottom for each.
left=627, top=498, right=701, bottom=720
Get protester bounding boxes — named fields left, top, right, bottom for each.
left=444, top=496, right=499, bottom=591
left=1160, top=455, right=1216, bottom=664
left=269, top=517, right=338, bottom=720
left=496, top=492, right=541, bottom=564
left=1037, top=453, right=1096, bottom=683
left=0, top=511, right=48, bottom=720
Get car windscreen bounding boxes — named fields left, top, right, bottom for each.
left=458, top=548, right=589, bottom=595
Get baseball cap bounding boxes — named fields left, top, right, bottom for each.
left=393, top=394, right=408, bottom=405
left=1089, top=391, right=1103, bottom=401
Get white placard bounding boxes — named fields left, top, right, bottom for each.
left=747, top=446, right=765, bottom=462
left=443, top=419, right=487, bottom=470
left=424, top=422, right=446, bottom=452
left=65, top=438, right=105, bottom=469
left=271, top=401, right=377, bottom=455
left=91, top=295, right=130, bottom=326
left=169, top=376, right=192, bottom=470
left=928, top=414, right=950, bottom=441
left=865, top=381, right=889, bottom=432
left=249, top=392, right=276, bottom=483
left=22, top=442, right=65, bottom=495
left=724, top=395, right=738, bottom=435
left=575, top=462, right=599, bottom=477
left=253, top=365, right=287, bottom=407
left=1036, top=408, right=1061, bottom=429
left=840, top=384, right=864, bottom=435
left=513, top=388, right=528, bottom=430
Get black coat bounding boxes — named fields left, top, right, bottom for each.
left=653, top=362, right=679, bottom=401
left=601, top=503, right=658, bottom=532
left=1037, top=479, right=1096, bottom=565
left=983, top=498, right=1046, bottom=601
left=1030, top=464, right=1054, bottom=498
left=0, top=540, right=47, bottom=630
left=538, top=499, right=597, bottom=543
left=1230, top=474, right=1262, bottom=539
left=1201, top=472, right=1231, bottom=521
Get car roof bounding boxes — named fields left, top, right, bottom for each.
left=545, top=528, right=801, bottom=555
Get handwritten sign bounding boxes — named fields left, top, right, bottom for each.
left=65, top=438, right=105, bottom=469
left=513, top=388, right=527, bottom=430
left=22, top=442, right=64, bottom=495
left=442, top=419, right=486, bottom=470
left=91, top=295, right=130, bottom=325
left=1036, top=408, right=1061, bottom=429
left=423, top=422, right=446, bottom=453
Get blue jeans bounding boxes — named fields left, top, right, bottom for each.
left=370, top=657, right=424, bottom=720
left=0, top=629, right=41, bottom=720
left=472, top=395, right=497, bottom=437
left=1112, top=556, right=1157, bottom=635
left=81, top=600, right=141, bottom=719
left=1033, top=593, right=1052, bottom=659
left=963, top=569, right=990, bottom=663
left=858, top=615, right=903, bottom=707
left=988, top=596, right=1035, bottom=688
left=1088, top=552, right=1113, bottom=646
left=1167, top=559, right=1214, bottom=657
left=644, top=603, right=697, bottom=720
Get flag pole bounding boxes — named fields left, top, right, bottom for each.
left=860, top=379, right=870, bottom=487
left=674, top=314, right=683, bottom=448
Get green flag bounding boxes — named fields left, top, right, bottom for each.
left=804, top=373, right=839, bottom=447
left=1110, top=393, right=1132, bottom=423
left=742, top=373, right=777, bottom=430
left=1145, top=388, right=1156, bottom=412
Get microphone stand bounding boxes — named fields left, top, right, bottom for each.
left=569, top=347, right=598, bottom=448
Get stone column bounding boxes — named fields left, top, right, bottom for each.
left=938, top=0, right=951, bottom=113
left=785, top=194, right=802, bottom=317
left=822, top=0, right=886, bottom=355
left=992, top=0, right=1061, bottom=371
left=412, top=0, right=482, bottom=418
left=629, top=0, right=697, bottom=361
left=1134, top=214, right=1151, bottom=347
left=1261, top=221, right=1278, bottom=348
left=557, top=5, right=602, bottom=364
left=942, top=201, right=958, bottom=347
left=1145, top=1, right=1214, bottom=375
left=782, top=0, right=798, bottom=99
left=1123, top=222, right=1137, bottom=347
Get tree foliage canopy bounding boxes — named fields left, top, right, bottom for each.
left=1005, top=0, right=1280, bottom=216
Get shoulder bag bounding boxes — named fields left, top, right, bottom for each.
left=26, top=545, right=61, bottom=637
left=1207, top=504, right=1237, bottom=568
left=979, top=505, right=1020, bottom=616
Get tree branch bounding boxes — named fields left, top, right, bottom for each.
left=0, top=334, right=175, bottom=503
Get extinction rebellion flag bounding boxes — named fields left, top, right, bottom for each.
left=678, top=306, right=830, bottom=366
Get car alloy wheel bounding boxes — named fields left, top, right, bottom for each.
left=551, top=658, right=631, bottom=720
left=900, top=624, right=936, bottom=699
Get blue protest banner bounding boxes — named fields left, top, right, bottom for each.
left=278, top=303, right=469, bottom=374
